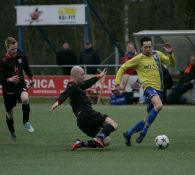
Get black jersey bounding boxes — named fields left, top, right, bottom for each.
left=0, top=53, right=33, bottom=92
left=57, top=76, right=99, bottom=116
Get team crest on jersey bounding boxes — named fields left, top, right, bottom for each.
left=18, top=58, right=22, bottom=63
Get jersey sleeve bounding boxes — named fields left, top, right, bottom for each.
left=23, top=55, right=33, bottom=79
left=157, top=51, right=175, bottom=66
left=115, top=55, right=139, bottom=85
left=57, top=83, right=74, bottom=104
left=81, top=76, right=99, bottom=89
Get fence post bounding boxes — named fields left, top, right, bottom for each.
left=115, top=47, right=119, bottom=74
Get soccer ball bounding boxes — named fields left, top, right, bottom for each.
left=155, top=135, right=170, bottom=149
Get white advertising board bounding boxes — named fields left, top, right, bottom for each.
left=16, top=4, right=86, bottom=25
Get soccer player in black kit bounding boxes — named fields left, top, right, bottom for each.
left=0, top=37, right=35, bottom=141
left=51, top=66, right=118, bottom=151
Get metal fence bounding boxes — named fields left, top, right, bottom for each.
left=30, top=64, right=120, bottom=75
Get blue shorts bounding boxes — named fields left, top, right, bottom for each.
left=144, top=87, right=164, bottom=113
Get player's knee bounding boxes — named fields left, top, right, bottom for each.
left=7, top=111, right=13, bottom=119
left=103, top=136, right=111, bottom=147
left=21, top=92, right=29, bottom=104
left=156, top=103, right=163, bottom=111
left=112, top=122, right=118, bottom=130
left=105, top=117, right=118, bottom=130
left=109, top=120, right=118, bottom=130
left=22, top=98, right=29, bottom=105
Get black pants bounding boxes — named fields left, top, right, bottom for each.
left=167, top=82, right=192, bottom=104
left=76, top=109, right=107, bottom=138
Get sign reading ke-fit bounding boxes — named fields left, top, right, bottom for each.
left=15, top=4, right=86, bottom=25
left=0, top=76, right=116, bottom=97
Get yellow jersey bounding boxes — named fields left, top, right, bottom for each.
left=115, top=51, right=175, bottom=91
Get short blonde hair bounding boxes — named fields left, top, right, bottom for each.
left=5, top=37, right=17, bottom=49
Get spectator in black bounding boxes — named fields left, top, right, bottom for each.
left=167, top=55, right=195, bottom=104
left=56, top=41, right=77, bottom=75
left=79, top=40, right=101, bottom=74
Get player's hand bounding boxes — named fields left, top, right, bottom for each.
left=114, top=84, right=121, bottom=95
left=97, top=68, right=107, bottom=79
left=115, top=84, right=120, bottom=90
left=163, top=43, right=173, bottom=54
left=27, top=80, right=35, bottom=89
left=50, top=101, right=59, bottom=111
left=8, top=75, right=20, bottom=83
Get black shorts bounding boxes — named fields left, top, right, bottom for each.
left=76, top=109, right=107, bottom=138
left=3, top=84, right=27, bottom=112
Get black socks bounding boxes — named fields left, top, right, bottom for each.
left=22, top=104, right=30, bottom=124
left=100, top=124, right=115, bottom=138
left=83, top=140, right=97, bottom=148
left=6, top=116, right=15, bottom=134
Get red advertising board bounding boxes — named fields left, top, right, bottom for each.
left=0, top=75, right=116, bottom=97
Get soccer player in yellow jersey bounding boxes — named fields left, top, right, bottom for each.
left=115, top=37, right=175, bottom=146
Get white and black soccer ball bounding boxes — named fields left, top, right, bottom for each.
left=155, top=135, right=170, bottom=149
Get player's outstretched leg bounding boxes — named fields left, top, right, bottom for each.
left=71, top=139, right=83, bottom=151
left=95, top=117, right=117, bottom=147
left=136, top=108, right=158, bottom=144
left=123, top=120, right=145, bottom=146
left=123, top=132, right=132, bottom=146
left=136, top=132, right=145, bottom=144
left=71, top=138, right=105, bottom=151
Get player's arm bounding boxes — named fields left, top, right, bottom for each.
left=0, top=59, right=21, bottom=84
left=168, top=52, right=175, bottom=66
left=81, top=68, right=107, bottom=89
left=50, top=84, right=74, bottom=110
left=115, top=58, right=137, bottom=87
left=160, top=43, right=175, bottom=66
left=22, top=55, right=35, bottom=88
left=158, top=51, right=175, bottom=67
left=81, top=77, right=99, bottom=90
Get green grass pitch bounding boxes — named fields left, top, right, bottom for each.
left=0, top=100, right=195, bottom=175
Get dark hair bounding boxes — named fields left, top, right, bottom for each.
left=140, top=37, right=152, bottom=46
left=63, top=41, right=69, bottom=44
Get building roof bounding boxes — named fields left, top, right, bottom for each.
left=133, top=30, right=195, bottom=36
